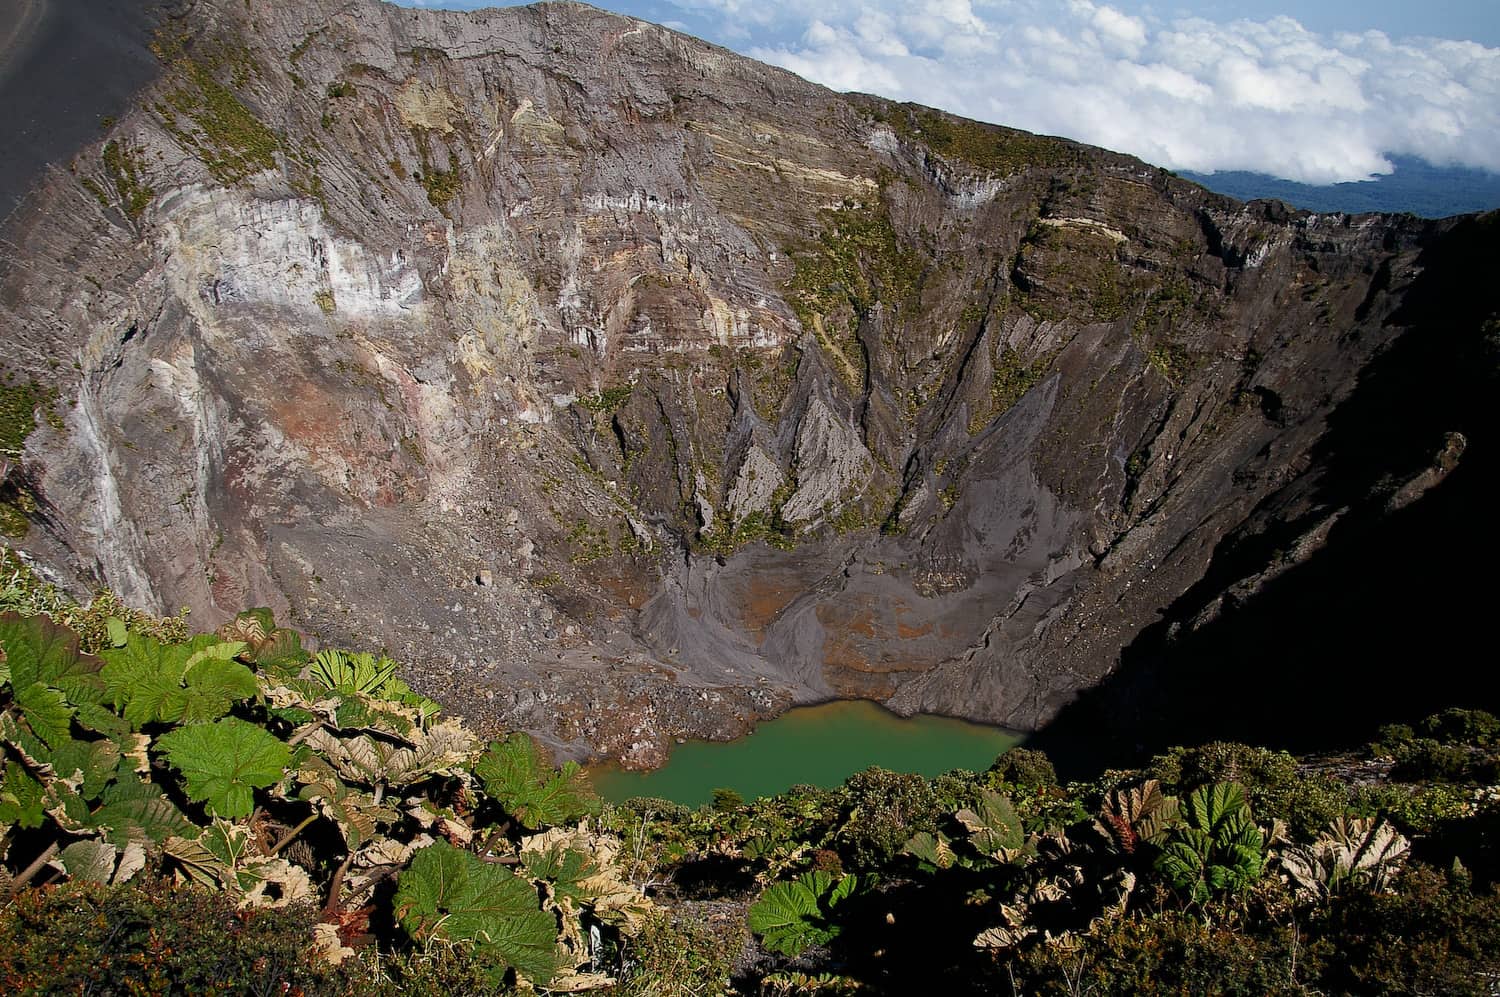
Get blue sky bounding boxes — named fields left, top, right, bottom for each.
left=393, top=0, right=1500, bottom=183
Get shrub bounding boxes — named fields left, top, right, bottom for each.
left=1013, top=910, right=1309, bottom=995
left=1389, top=738, right=1494, bottom=783
left=839, top=768, right=939, bottom=868
left=1310, top=864, right=1500, bottom=995
left=1351, top=781, right=1475, bottom=836
left=987, top=747, right=1057, bottom=790
left=0, top=879, right=340, bottom=995
left=610, top=913, right=737, bottom=996
left=1420, top=709, right=1500, bottom=749
left=1148, top=742, right=1347, bottom=836
left=350, top=944, right=503, bottom=997
left=620, top=796, right=692, bottom=823
left=712, top=787, right=745, bottom=812
left=1374, top=710, right=1500, bottom=784
left=0, top=546, right=189, bottom=651
left=1150, top=742, right=1296, bottom=797
left=1370, top=723, right=1419, bottom=758
left=929, top=770, right=980, bottom=812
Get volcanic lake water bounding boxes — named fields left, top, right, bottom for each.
left=588, top=700, right=1021, bottom=807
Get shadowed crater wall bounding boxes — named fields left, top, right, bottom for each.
left=1033, top=211, right=1500, bottom=774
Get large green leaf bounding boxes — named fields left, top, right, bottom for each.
left=825, top=871, right=860, bottom=908
left=251, top=630, right=308, bottom=677
left=174, top=651, right=258, bottom=723
left=901, top=830, right=957, bottom=870
left=955, top=789, right=1026, bottom=860
left=311, top=649, right=440, bottom=724
left=333, top=696, right=415, bottom=737
left=72, top=701, right=131, bottom=738
left=202, top=818, right=254, bottom=869
left=474, top=733, right=600, bottom=830
left=517, top=827, right=653, bottom=931
left=101, top=634, right=253, bottom=728
left=1180, top=782, right=1251, bottom=838
left=217, top=610, right=308, bottom=677
left=157, top=717, right=291, bottom=818
left=1, top=613, right=107, bottom=749
left=522, top=844, right=603, bottom=906
left=100, top=635, right=181, bottom=726
left=378, top=675, right=441, bottom=726
left=748, top=870, right=863, bottom=957
left=395, top=839, right=559, bottom=984
left=44, top=778, right=91, bottom=831
left=306, top=718, right=475, bottom=790
left=1155, top=782, right=1265, bottom=902
left=49, top=737, right=121, bottom=798
left=311, top=649, right=396, bottom=696
left=13, top=681, right=73, bottom=750
left=91, top=789, right=196, bottom=847
left=0, top=715, right=46, bottom=773
left=164, top=833, right=235, bottom=890
left=238, top=608, right=279, bottom=633
left=0, top=612, right=105, bottom=706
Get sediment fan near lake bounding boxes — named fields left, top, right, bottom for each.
left=0, top=0, right=1495, bottom=767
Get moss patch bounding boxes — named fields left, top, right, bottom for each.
left=567, top=521, right=614, bottom=564
left=968, top=348, right=1052, bottom=434
left=785, top=197, right=922, bottom=389
left=870, top=101, right=1078, bottom=176
left=1012, top=223, right=1133, bottom=324
left=577, top=385, right=633, bottom=414
left=0, top=379, right=60, bottom=455
left=418, top=151, right=462, bottom=209
left=101, top=142, right=154, bottom=219
left=698, top=480, right=798, bottom=555
left=153, top=49, right=279, bottom=185
left=0, top=495, right=33, bottom=538
left=1131, top=277, right=1215, bottom=385
left=829, top=487, right=894, bottom=535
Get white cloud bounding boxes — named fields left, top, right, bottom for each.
left=719, top=0, right=1500, bottom=183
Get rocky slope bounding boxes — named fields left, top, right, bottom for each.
left=1, top=0, right=1494, bottom=766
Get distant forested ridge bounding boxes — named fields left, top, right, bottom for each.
left=1183, top=155, right=1500, bottom=218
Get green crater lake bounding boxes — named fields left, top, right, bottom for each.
left=589, top=700, right=1021, bottom=807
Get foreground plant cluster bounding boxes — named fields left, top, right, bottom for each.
left=0, top=555, right=646, bottom=993
left=1, top=558, right=1498, bottom=994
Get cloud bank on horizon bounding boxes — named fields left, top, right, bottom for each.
left=397, top=0, right=1500, bottom=185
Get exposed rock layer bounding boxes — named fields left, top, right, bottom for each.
left=1, top=0, right=1495, bottom=766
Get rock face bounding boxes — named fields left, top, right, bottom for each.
left=1, top=0, right=1495, bottom=766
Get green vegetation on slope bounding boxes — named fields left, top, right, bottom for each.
left=99, top=142, right=155, bottom=220
left=0, top=552, right=645, bottom=992
left=0, top=383, right=64, bottom=540
left=785, top=195, right=922, bottom=390
left=150, top=34, right=280, bottom=185
left=866, top=100, right=1079, bottom=176
left=2, top=554, right=1499, bottom=994
left=0, top=379, right=60, bottom=458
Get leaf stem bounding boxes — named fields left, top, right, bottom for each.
left=6, top=841, right=60, bottom=898
left=321, top=852, right=354, bottom=920
left=269, top=814, right=319, bottom=856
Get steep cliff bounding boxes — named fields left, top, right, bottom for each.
left=1, top=0, right=1494, bottom=765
